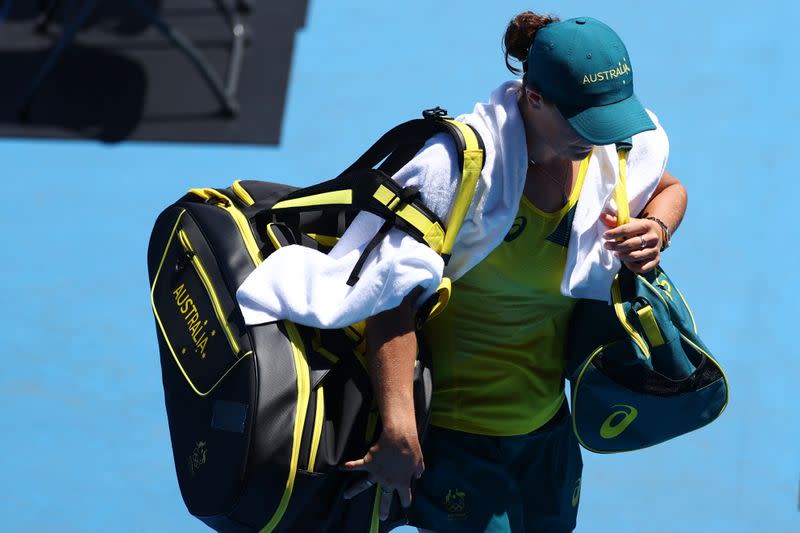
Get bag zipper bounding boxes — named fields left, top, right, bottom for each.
left=231, top=180, right=256, bottom=206
left=220, top=192, right=313, bottom=533
left=177, top=229, right=241, bottom=356
left=260, top=321, right=310, bottom=533
left=677, top=332, right=729, bottom=413
left=203, top=185, right=379, bottom=526
left=188, top=188, right=264, bottom=265
left=307, top=388, right=325, bottom=472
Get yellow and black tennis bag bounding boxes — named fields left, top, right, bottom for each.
left=147, top=108, right=484, bottom=532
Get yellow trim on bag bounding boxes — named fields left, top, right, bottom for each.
left=150, top=210, right=253, bottom=397
left=613, top=149, right=631, bottom=226
left=188, top=188, right=263, bottom=264
left=306, top=233, right=340, bottom=247
left=679, top=333, right=730, bottom=416
left=372, top=184, right=446, bottom=252
left=674, top=284, right=698, bottom=335
left=572, top=335, right=729, bottom=454
left=345, top=321, right=366, bottom=343
left=373, top=184, right=402, bottom=211
left=308, top=387, right=325, bottom=472
left=571, top=343, right=607, bottom=453
left=441, top=118, right=484, bottom=256
left=571, top=342, right=657, bottom=454
left=265, top=223, right=282, bottom=250
left=442, top=151, right=483, bottom=255
left=344, top=322, right=367, bottom=353
left=369, top=486, right=381, bottom=533
left=441, top=148, right=482, bottom=253
left=232, top=180, right=255, bottom=206
left=427, top=277, right=452, bottom=321
left=271, top=190, right=353, bottom=210
left=178, top=229, right=242, bottom=356
left=178, top=233, right=236, bottom=345
left=635, top=306, right=665, bottom=347
left=188, top=187, right=229, bottom=203
left=217, top=195, right=313, bottom=533
left=260, top=322, right=310, bottom=532
left=444, top=118, right=481, bottom=151
left=611, top=277, right=650, bottom=358
left=311, top=330, right=340, bottom=364
left=395, top=203, right=445, bottom=252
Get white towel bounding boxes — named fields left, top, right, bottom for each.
left=236, top=80, right=668, bottom=328
left=563, top=120, right=669, bottom=300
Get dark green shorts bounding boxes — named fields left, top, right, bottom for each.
left=408, top=403, right=582, bottom=533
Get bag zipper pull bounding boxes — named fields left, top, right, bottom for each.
left=175, top=250, right=194, bottom=273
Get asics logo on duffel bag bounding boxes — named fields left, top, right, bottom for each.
left=655, top=272, right=676, bottom=303
left=599, top=404, right=638, bottom=439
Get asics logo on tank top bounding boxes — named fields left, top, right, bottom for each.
left=504, top=216, right=527, bottom=242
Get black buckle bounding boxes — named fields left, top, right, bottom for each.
left=396, top=185, right=420, bottom=206
left=422, top=106, right=449, bottom=120
left=631, top=296, right=652, bottom=313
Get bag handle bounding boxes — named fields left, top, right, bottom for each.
left=612, top=139, right=632, bottom=227
left=611, top=141, right=637, bottom=297
left=439, top=117, right=484, bottom=260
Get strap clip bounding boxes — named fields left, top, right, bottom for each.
left=422, top=106, right=449, bottom=120
left=395, top=185, right=420, bottom=208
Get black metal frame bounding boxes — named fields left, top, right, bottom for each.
left=19, top=0, right=253, bottom=121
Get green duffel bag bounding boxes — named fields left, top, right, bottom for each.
left=566, top=146, right=729, bottom=454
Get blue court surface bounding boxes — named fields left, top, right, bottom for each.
left=1, top=1, right=798, bottom=531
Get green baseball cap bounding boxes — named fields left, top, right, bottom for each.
left=527, top=17, right=656, bottom=145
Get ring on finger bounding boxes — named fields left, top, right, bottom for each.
left=639, top=235, right=647, bottom=249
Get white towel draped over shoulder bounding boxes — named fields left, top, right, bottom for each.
left=236, top=80, right=669, bottom=328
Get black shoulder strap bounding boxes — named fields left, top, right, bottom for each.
left=339, top=107, right=482, bottom=179
left=268, top=108, right=486, bottom=285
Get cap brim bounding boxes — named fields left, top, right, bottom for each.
left=563, top=93, right=656, bottom=145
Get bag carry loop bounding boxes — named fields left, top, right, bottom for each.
left=612, top=139, right=632, bottom=227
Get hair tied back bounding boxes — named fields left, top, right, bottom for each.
left=503, top=11, right=560, bottom=76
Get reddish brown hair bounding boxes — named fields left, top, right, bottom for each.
left=502, top=11, right=560, bottom=77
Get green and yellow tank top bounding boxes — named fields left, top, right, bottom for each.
left=423, top=156, right=590, bottom=436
